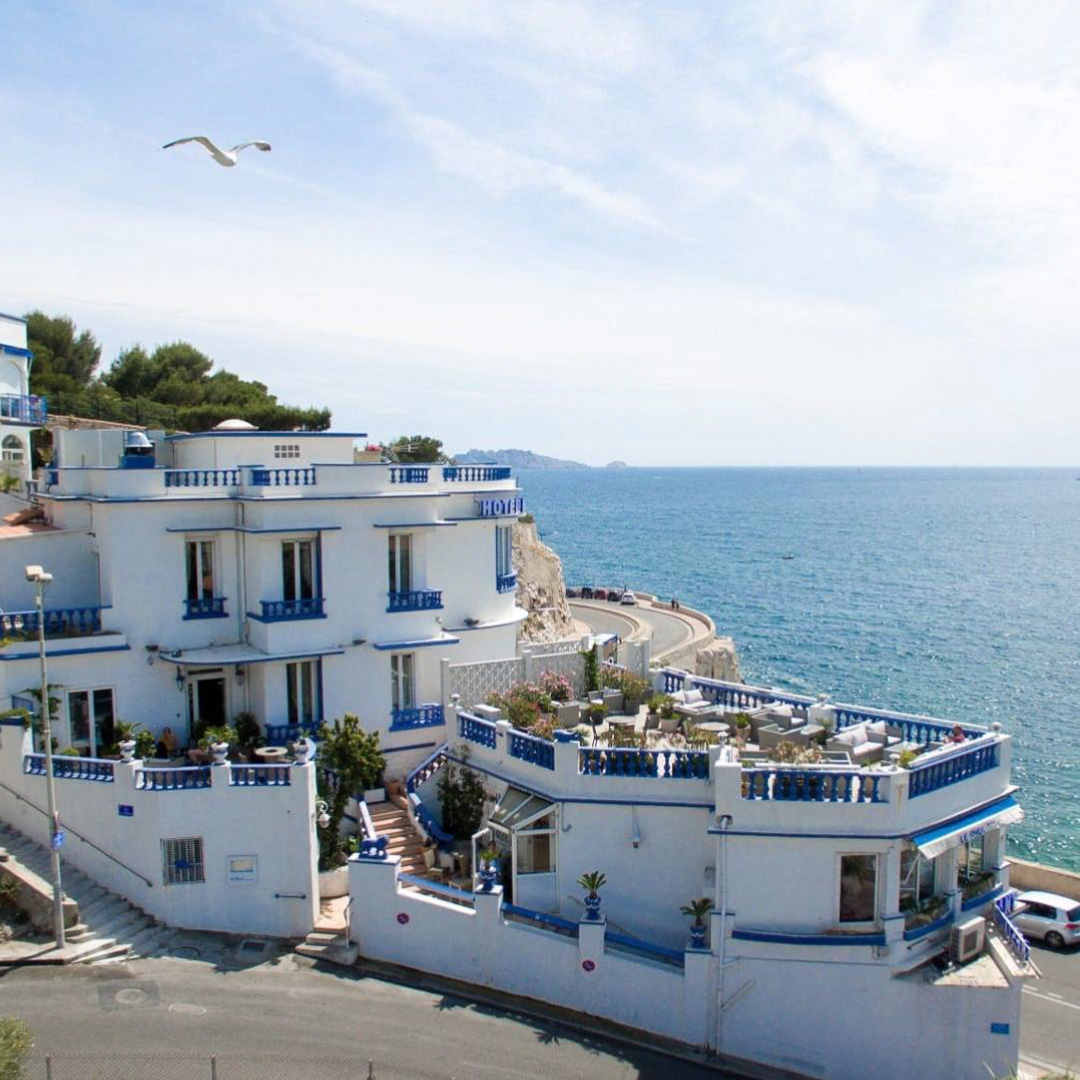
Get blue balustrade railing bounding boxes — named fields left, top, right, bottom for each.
left=136, top=765, right=212, bottom=790
left=249, top=466, right=316, bottom=487
left=685, top=674, right=812, bottom=713
left=1, top=606, right=103, bottom=639
left=496, top=572, right=518, bottom=593
left=229, top=764, right=292, bottom=787
left=503, top=902, right=579, bottom=938
left=388, top=466, right=429, bottom=484
left=994, top=893, right=1031, bottom=964
left=0, top=394, right=47, bottom=425
left=183, top=596, right=227, bottom=619
left=605, top=929, right=685, bottom=968
left=442, top=466, right=512, bottom=482
left=741, top=768, right=886, bottom=804
left=832, top=704, right=982, bottom=743
left=265, top=720, right=320, bottom=746
left=409, top=794, right=455, bottom=851
left=908, top=741, right=1000, bottom=798
left=661, top=670, right=686, bottom=694
left=164, top=468, right=240, bottom=488
left=406, top=748, right=448, bottom=794
left=458, top=711, right=498, bottom=748
left=387, top=589, right=443, bottom=613
left=23, top=754, right=114, bottom=782
left=258, top=597, right=325, bottom=621
left=508, top=730, right=555, bottom=770
left=579, top=746, right=709, bottom=779
left=398, top=871, right=474, bottom=906
left=390, top=704, right=445, bottom=732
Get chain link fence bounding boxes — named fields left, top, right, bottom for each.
left=26, top=1056, right=468, bottom=1080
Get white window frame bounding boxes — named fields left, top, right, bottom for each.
left=496, top=525, right=512, bottom=578
left=281, top=538, right=316, bottom=601
left=836, top=852, right=880, bottom=926
left=1, top=435, right=24, bottom=462
left=286, top=659, right=320, bottom=726
left=388, top=534, right=413, bottom=594
left=391, top=653, right=415, bottom=713
left=185, top=538, right=216, bottom=600
left=899, top=844, right=937, bottom=911
left=66, top=686, right=117, bottom=756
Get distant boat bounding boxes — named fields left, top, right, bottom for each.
left=781, top=554, right=795, bottom=560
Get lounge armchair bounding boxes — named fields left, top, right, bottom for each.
left=671, top=688, right=718, bottom=721
left=826, top=721, right=896, bottom=765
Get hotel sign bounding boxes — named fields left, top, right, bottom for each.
left=476, top=496, right=525, bottom=518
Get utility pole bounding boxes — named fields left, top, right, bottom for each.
left=26, top=564, right=64, bottom=949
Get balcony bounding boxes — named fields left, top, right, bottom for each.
left=165, top=468, right=240, bottom=489
left=390, top=704, right=445, bottom=732
left=249, top=466, right=316, bottom=487
left=388, top=466, right=429, bottom=484
left=387, top=589, right=443, bottom=613
left=496, top=572, right=518, bottom=593
left=0, top=393, right=47, bottom=426
left=183, top=596, right=227, bottom=620
left=443, top=466, right=512, bottom=482
left=257, top=597, right=325, bottom=621
left=0, top=606, right=103, bottom=640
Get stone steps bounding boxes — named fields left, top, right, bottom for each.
left=0, top=823, right=170, bottom=965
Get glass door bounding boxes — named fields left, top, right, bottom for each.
left=67, top=688, right=116, bottom=756
left=187, top=670, right=227, bottom=742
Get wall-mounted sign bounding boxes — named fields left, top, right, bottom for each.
left=118, top=805, right=134, bottom=817
left=227, top=855, right=258, bottom=885
left=476, top=496, right=525, bottom=518
left=581, top=959, right=596, bottom=973
left=397, top=912, right=410, bottom=925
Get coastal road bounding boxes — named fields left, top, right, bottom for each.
left=569, top=598, right=704, bottom=661
left=0, top=950, right=729, bottom=1080
left=1021, top=940, right=1080, bottom=1076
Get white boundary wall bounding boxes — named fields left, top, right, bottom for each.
left=0, top=724, right=319, bottom=937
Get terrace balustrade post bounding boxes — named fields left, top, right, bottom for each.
left=882, top=846, right=905, bottom=944
left=983, top=826, right=1009, bottom=892
left=681, top=946, right=713, bottom=1049
left=472, top=882, right=503, bottom=987
left=493, top=718, right=512, bottom=767
left=554, top=730, right=581, bottom=782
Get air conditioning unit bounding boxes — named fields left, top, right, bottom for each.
left=949, top=916, right=986, bottom=964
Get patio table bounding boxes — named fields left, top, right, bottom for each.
left=606, top=717, right=638, bottom=731
left=255, top=746, right=289, bottom=762
left=694, top=721, right=730, bottom=736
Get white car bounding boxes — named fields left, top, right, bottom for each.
left=619, top=591, right=638, bottom=606
left=1011, top=890, right=1080, bottom=949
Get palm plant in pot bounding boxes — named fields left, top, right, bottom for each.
left=578, top=870, right=607, bottom=920
left=681, top=896, right=714, bottom=948
left=476, top=842, right=499, bottom=892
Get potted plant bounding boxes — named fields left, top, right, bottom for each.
left=620, top=674, right=650, bottom=715
left=476, top=842, right=499, bottom=892
left=733, top=712, right=752, bottom=745
left=114, top=719, right=140, bottom=762
left=681, top=897, right=714, bottom=948
left=133, top=729, right=157, bottom=760
left=578, top=870, right=607, bottom=920
left=586, top=702, right=607, bottom=744
left=233, top=711, right=263, bottom=757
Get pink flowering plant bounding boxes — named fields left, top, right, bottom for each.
left=539, top=670, right=573, bottom=703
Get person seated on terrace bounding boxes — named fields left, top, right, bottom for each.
left=950, top=724, right=965, bottom=744
left=156, top=726, right=179, bottom=758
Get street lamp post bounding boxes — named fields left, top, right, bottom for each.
left=26, top=564, right=64, bottom=949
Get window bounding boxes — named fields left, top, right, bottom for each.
left=67, top=688, right=115, bottom=755
left=899, top=845, right=936, bottom=911
left=273, top=443, right=300, bottom=459
left=391, top=653, right=415, bottom=713
left=1, top=435, right=23, bottom=463
left=162, top=837, right=205, bottom=885
left=516, top=812, right=556, bottom=875
left=838, top=854, right=878, bottom=923
left=286, top=660, right=320, bottom=726
left=186, top=540, right=215, bottom=600
left=282, top=539, right=315, bottom=601
left=388, top=534, right=412, bottom=594
left=496, top=525, right=512, bottom=577
left=958, top=835, right=984, bottom=884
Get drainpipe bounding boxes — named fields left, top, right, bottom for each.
left=715, top=813, right=733, bottom=1055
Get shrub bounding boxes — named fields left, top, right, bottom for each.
left=0, top=1017, right=33, bottom=1080
left=438, top=755, right=488, bottom=840
left=507, top=697, right=540, bottom=730
left=582, top=647, right=600, bottom=693
left=539, top=671, right=573, bottom=703
left=197, top=724, right=238, bottom=751
left=133, top=730, right=157, bottom=759
left=233, top=711, right=262, bottom=748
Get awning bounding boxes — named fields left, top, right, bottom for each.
left=489, top=786, right=554, bottom=832
left=157, top=644, right=345, bottom=666
left=911, top=795, right=1024, bottom=859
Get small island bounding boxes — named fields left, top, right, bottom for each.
left=605, top=460, right=628, bottom=469
left=454, top=448, right=589, bottom=470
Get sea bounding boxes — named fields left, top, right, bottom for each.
left=518, top=467, right=1080, bottom=871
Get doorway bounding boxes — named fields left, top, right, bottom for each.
left=187, top=669, right=227, bottom=742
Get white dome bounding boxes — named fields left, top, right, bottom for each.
left=212, top=418, right=257, bottom=431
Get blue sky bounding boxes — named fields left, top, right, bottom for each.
left=2, top=1, right=1078, bottom=465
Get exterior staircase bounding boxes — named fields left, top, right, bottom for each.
left=0, top=823, right=176, bottom=964
left=295, top=798, right=433, bottom=967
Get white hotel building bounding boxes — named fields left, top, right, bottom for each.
left=0, top=312, right=524, bottom=766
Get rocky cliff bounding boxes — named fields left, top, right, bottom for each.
left=512, top=520, right=578, bottom=643
left=695, top=636, right=743, bottom=683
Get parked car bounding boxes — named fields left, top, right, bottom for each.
left=620, top=591, right=638, bottom=606
left=1011, top=891, right=1080, bottom=948
left=593, top=588, right=608, bottom=601
left=580, top=586, right=594, bottom=599
left=566, top=587, right=580, bottom=598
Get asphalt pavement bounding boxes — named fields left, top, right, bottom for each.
left=0, top=947, right=732, bottom=1080
left=569, top=599, right=698, bottom=660
left=1020, top=938, right=1080, bottom=1077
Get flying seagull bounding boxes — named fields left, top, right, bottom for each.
left=162, top=136, right=271, bottom=168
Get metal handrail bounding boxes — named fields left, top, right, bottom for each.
left=0, top=775, right=153, bottom=888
